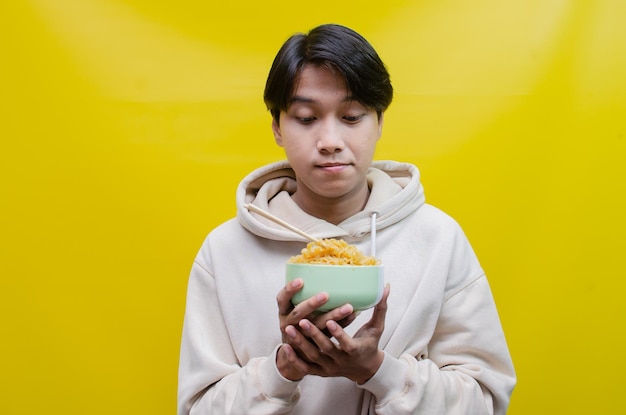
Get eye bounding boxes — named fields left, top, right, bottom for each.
left=297, top=116, right=316, bottom=124
left=343, top=114, right=364, bottom=123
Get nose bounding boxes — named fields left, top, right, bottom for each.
left=316, top=119, right=344, bottom=153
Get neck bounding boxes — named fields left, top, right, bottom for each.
left=292, top=184, right=370, bottom=225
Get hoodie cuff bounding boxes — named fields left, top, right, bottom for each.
left=357, top=352, right=410, bottom=401
left=255, top=345, right=301, bottom=402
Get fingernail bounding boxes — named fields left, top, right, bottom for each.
left=340, top=304, right=353, bottom=314
left=281, top=344, right=291, bottom=357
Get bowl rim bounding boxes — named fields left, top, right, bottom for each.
left=285, top=262, right=382, bottom=268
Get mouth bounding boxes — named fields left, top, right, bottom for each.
left=316, top=162, right=351, bottom=173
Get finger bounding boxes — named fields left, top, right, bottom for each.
left=288, top=292, right=329, bottom=322
left=335, top=310, right=360, bottom=328
left=368, top=284, right=390, bottom=330
left=311, top=303, right=354, bottom=331
left=279, top=343, right=310, bottom=376
left=286, top=321, right=328, bottom=364
left=277, top=278, right=304, bottom=315
left=284, top=324, right=299, bottom=339
left=284, top=325, right=315, bottom=361
left=325, top=319, right=355, bottom=352
left=299, top=319, right=337, bottom=356
left=349, top=285, right=390, bottom=342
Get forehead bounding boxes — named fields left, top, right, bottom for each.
left=290, top=64, right=350, bottom=102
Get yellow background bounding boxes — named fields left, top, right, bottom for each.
left=1, top=1, right=624, bottom=414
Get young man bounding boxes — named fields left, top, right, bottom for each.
left=178, top=24, right=516, bottom=414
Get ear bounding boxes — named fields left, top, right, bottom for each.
left=272, top=117, right=284, bottom=147
left=377, top=112, right=385, bottom=139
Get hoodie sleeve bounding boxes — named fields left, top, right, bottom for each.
left=177, top=259, right=301, bottom=415
left=358, top=275, right=516, bottom=415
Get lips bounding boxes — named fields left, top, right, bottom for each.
left=318, top=163, right=348, bottom=167
left=316, top=163, right=350, bottom=173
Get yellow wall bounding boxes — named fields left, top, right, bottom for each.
left=1, top=1, right=624, bottom=413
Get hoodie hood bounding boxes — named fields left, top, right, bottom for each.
left=237, top=160, right=425, bottom=242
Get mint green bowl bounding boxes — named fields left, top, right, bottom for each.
left=285, top=263, right=384, bottom=312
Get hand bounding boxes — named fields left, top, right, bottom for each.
left=275, top=278, right=360, bottom=380
left=280, top=284, right=390, bottom=384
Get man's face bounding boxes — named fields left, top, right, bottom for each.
left=272, top=64, right=383, bottom=208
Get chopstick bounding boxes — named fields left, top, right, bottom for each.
left=244, top=203, right=319, bottom=242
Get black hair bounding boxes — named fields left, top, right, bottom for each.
left=264, top=24, right=393, bottom=122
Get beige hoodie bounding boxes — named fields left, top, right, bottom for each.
left=178, top=160, right=516, bottom=414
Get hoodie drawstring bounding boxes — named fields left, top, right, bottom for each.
left=370, top=211, right=378, bottom=257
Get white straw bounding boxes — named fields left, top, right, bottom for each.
left=244, top=203, right=319, bottom=242
left=370, top=211, right=378, bottom=257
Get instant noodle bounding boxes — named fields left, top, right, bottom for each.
left=288, top=238, right=379, bottom=265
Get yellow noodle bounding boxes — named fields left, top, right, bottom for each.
left=288, top=238, right=379, bottom=265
